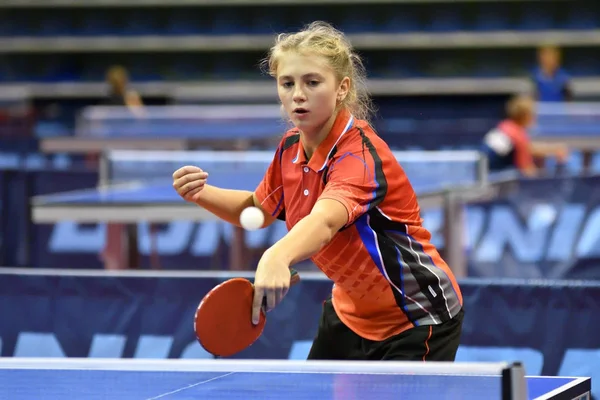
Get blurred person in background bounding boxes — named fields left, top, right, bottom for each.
left=104, top=65, right=144, bottom=113
left=482, top=94, right=569, bottom=177
left=101, top=65, right=145, bottom=269
left=532, top=44, right=573, bottom=102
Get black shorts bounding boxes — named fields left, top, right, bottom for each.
left=307, top=298, right=464, bottom=361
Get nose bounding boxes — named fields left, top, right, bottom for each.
left=292, top=85, right=306, bottom=103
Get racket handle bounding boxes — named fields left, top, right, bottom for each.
left=289, top=268, right=301, bottom=286
left=260, top=268, right=300, bottom=310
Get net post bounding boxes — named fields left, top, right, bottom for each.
left=443, top=190, right=467, bottom=279
left=100, top=149, right=141, bottom=270
left=501, top=362, right=528, bottom=400
left=476, top=151, right=489, bottom=188
left=99, top=150, right=110, bottom=187
left=444, top=150, right=489, bottom=278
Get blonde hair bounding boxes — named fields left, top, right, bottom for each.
left=262, top=21, right=374, bottom=122
left=538, top=43, right=561, bottom=56
left=106, top=65, right=129, bottom=88
left=506, top=94, right=535, bottom=123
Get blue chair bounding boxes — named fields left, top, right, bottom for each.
left=0, top=13, right=30, bottom=36
left=381, top=11, right=421, bottom=33
left=129, top=61, right=164, bottom=82
left=79, top=59, right=107, bottom=82
left=121, top=11, right=159, bottom=36
left=166, top=10, right=204, bottom=35
left=516, top=4, right=555, bottom=31
left=472, top=57, right=509, bottom=78
left=472, top=5, right=512, bottom=31
left=567, top=59, right=599, bottom=77
left=210, top=56, right=242, bottom=80
left=561, top=7, right=599, bottom=29
left=427, top=9, right=463, bottom=32
left=210, top=9, right=246, bottom=34
left=339, top=9, right=376, bottom=33
left=37, top=15, right=73, bottom=36
left=249, top=9, right=288, bottom=34
left=377, top=54, right=421, bottom=78
left=77, top=13, right=117, bottom=36
left=168, top=58, right=204, bottom=81
left=39, top=60, right=80, bottom=83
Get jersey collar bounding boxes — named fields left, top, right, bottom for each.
left=292, top=108, right=354, bottom=172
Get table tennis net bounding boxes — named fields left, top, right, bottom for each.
left=76, top=104, right=288, bottom=140
left=104, top=150, right=487, bottom=194
left=0, top=357, right=518, bottom=376
left=531, top=101, right=600, bottom=137
left=0, top=358, right=529, bottom=400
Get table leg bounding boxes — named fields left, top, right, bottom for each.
left=582, top=151, right=593, bottom=173
left=101, top=223, right=138, bottom=269
left=230, top=226, right=248, bottom=271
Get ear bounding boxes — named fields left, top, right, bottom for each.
left=337, top=76, right=351, bottom=102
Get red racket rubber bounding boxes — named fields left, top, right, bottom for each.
left=194, top=269, right=300, bottom=357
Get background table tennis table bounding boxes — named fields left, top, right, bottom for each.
left=36, top=102, right=600, bottom=175
left=29, top=174, right=493, bottom=223
left=0, top=358, right=591, bottom=400
left=30, top=182, right=486, bottom=274
left=39, top=104, right=287, bottom=154
left=28, top=148, right=501, bottom=274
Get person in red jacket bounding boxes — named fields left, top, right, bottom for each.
left=482, top=94, right=569, bottom=176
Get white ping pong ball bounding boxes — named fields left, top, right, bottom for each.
left=240, top=206, right=264, bottom=231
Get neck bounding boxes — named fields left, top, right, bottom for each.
left=300, top=110, right=339, bottom=160
left=506, top=118, right=527, bottom=128
left=111, top=84, right=126, bottom=96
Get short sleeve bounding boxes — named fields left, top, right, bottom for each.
left=483, top=128, right=514, bottom=156
left=512, top=133, right=535, bottom=171
left=318, top=151, right=385, bottom=226
left=254, top=146, right=285, bottom=219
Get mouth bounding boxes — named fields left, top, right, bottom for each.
left=293, top=108, right=309, bottom=115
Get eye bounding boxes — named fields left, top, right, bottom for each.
left=308, top=80, right=320, bottom=86
left=281, top=81, right=293, bottom=88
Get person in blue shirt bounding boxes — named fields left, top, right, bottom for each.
left=532, top=45, right=572, bottom=102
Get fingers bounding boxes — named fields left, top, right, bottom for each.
left=252, top=284, right=290, bottom=320
left=252, top=264, right=292, bottom=323
left=174, top=172, right=208, bottom=188
left=266, top=290, right=276, bottom=313
left=172, top=165, right=202, bottom=179
left=172, top=167, right=209, bottom=201
left=251, top=287, right=264, bottom=325
left=280, top=284, right=290, bottom=301
left=178, top=173, right=207, bottom=192
left=275, top=287, right=287, bottom=307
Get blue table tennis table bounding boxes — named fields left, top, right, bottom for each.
left=30, top=149, right=492, bottom=223
left=31, top=178, right=489, bottom=223
left=28, top=149, right=495, bottom=273
left=0, top=359, right=591, bottom=400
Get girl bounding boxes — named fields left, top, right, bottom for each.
left=173, top=21, right=464, bottom=361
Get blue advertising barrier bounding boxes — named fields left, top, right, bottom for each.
left=0, top=271, right=597, bottom=396
left=464, top=174, right=600, bottom=280
left=23, top=174, right=600, bottom=282
left=2, top=153, right=600, bottom=281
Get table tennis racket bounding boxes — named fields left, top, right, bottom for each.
left=194, top=268, right=300, bottom=357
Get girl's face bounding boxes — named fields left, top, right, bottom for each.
left=276, top=51, right=349, bottom=138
